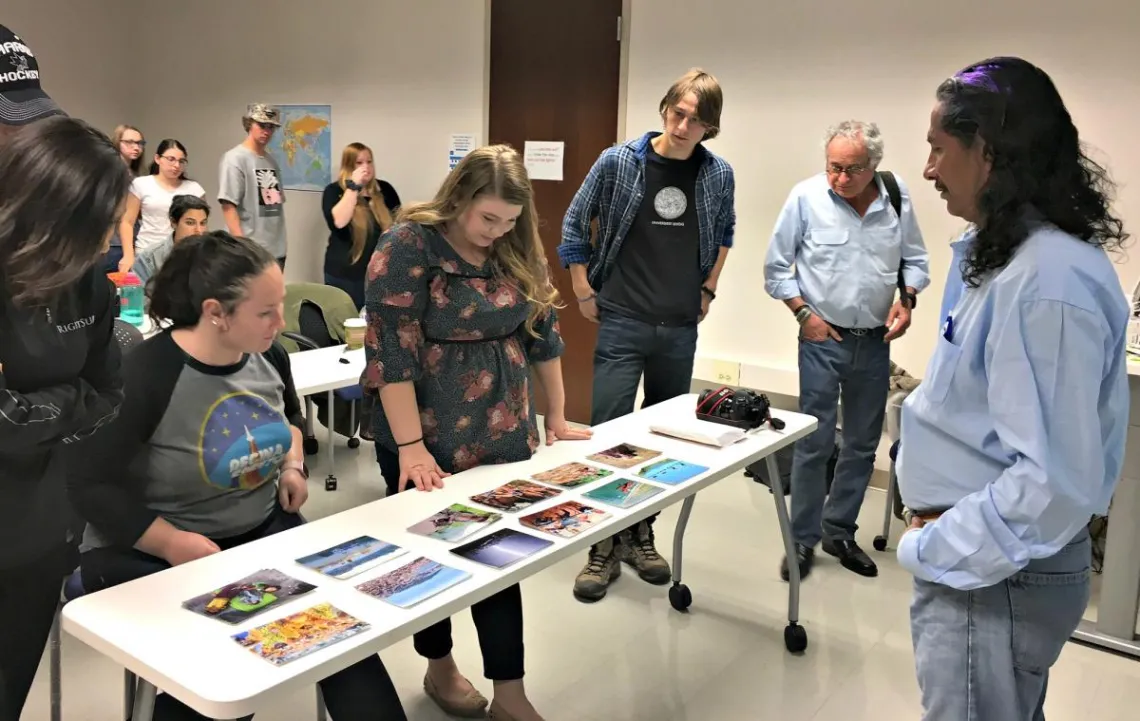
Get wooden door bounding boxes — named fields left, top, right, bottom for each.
left=488, top=0, right=623, bottom=424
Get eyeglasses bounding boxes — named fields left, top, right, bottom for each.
left=122, top=139, right=146, bottom=148
left=827, top=163, right=869, bottom=177
left=161, top=155, right=189, bottom=166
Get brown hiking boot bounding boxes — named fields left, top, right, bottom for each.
left=616, top=520, right=671, bottom=585
left=573, top=536, right=620, bottom=602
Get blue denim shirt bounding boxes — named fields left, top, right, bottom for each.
left=558, top=132, right=736, bottom=291
left=897, top=224, right=1129, bottom=590
left=764, top=173, right=930, bottom=328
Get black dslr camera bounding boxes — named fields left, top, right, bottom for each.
left=696, top=387, right=786, bottom=431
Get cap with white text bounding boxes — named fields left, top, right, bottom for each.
left=0, top=24, right=62, bottom=125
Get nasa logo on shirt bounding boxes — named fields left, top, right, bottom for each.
left=654, top=186, right=687, bottom=220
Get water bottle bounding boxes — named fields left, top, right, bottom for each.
left=115, top=272, right=145, bottom=327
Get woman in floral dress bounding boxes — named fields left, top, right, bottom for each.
left=363, top=144, right=590, bottom=721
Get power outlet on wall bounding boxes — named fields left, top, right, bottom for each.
left=711, top=359, right=741, bottom=387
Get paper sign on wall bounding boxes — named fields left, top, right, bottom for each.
left=523, top=140, right=565, bottom=181
left=449, top=134, right=478, bottom=171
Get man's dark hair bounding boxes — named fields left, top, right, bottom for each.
left=936, top=57, right=1128, bottom=287
left=149, top=230, right=276, bottom=329
left=169, top=194, right=211, bottom=224
left=0, top=116, right=131, bottom=306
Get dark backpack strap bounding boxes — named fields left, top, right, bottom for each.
left=877, top=171, right=908, bottom=303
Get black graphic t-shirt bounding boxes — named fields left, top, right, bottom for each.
left=599, top=143, right=703, bottom=325
left=73, top=332, right=304, bottom=551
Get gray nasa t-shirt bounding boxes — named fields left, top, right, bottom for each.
left=82, top=336, right=299, bottom=550
left=218, top=144, right=287, bottom=258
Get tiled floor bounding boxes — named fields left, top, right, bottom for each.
left=23, top=438, right=1140, bottom=720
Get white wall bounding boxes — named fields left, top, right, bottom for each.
left=131, top=0, right=488, bottom=283
left=625, top=0, right=1140, bottom=384
left=3, top=0, right=134, bottom=133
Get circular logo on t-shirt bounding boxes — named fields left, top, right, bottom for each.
left=654, top=187, right=687, bottom=220
left=198, top=392, right=289, bottom=490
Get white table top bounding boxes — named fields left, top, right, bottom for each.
left=62, top=395, right=816, bottom=719
left=289, top=345, right=365, bottom=396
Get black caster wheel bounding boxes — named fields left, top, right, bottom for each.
left=668, top=583, right=692, bottom=612
left=784, top=623, right=808, bottom=653
left=324, top=475, right=338, bottom=492
left=303, top=437, right=319, bottom=456
left=873, top=536, right=888, bottom=552
left=347, top=437, right=361, bottom=449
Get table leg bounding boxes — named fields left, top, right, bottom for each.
left=325, top=389, right=337, bottom=491
left=130, top=678, right=156, bottom=721
left=766, top=453, right=807, bottom=652
left=49, top=607, right=61, bottom=721
left=1071, top=474, right=1140, bottom=656
left=123, top=670, right=136, bottom=720
left=317, top=686, right=328, bottom=721
left=667, top=496, right=696, bottom=611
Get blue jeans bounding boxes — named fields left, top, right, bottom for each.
left=911, top=528, right=1091, bottom=721
left=590, top=310, right=698, bottom=426
left=790, top=328, right=889, bottom=547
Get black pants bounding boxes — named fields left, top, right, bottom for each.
left=0, top=544, right=73, bottom=721
left=81, top=508, right=407, bottom=721
left=376, top=446, right=525, bottom=681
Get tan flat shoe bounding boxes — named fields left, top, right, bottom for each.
left=486, top=701, right=544, bottom=721
left=423, top=672, right=489, bottom=718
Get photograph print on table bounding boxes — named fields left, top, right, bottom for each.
left=356, top=556, right=471, bottom=608
left=295, top=536, right=406, bottom=579
left=520, top=500, right=611, bottom=539
left=531, top=461, right=613, bottom=489
left=408, top=503, right=502, bottom=542
left=469, top=480, right=561, bottom=513
left=636, top=458, right=710, bottom=485
left=233, top=603, right=370, bottom=666
left=583, top=478, right=665, bottom=509
left=450, top=528, right=554, bottom=569
left=182, top=569, right=316, bottom=624
left=586, top=442, right=662, bottom=469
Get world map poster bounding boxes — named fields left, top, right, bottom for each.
left=266, top=104, right=332, bottom=192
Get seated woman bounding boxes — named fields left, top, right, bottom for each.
left=70, top=231, right=407, bottom=721
left=364, top=144, right=591, bottom=721
left=138, top=194, right=211, bottom=283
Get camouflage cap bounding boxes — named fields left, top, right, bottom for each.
left=243, top=103, right=281, bottom=126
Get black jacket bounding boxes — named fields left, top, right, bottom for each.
left=0, top=268, right=123, bottom=570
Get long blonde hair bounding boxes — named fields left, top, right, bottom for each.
left=111, top=124, right=145, bottom=175
left=338, top=142, right=394, bottom=264
left=397, top=144, right=559, bottom=336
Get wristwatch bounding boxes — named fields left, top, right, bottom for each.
left=345, top=179, right=363, bottom=192
left=902, top=290, right=918, bottom=309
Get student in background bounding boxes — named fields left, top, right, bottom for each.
left=105, top=124, right=145, bottom=273
left=560, top=68, right=735, bottom=603
left=138, top=195, right=212, bottom=289
left=322, top=142, right=400, bottom=309
left=120, top=138, right=206, bottom=282
left=365, top=145, right=590, bottom=721
left=71, top=231, right=408, bottom=721
left=219, top=104, right=287, bottom=268
left=899, top=57, right=1129, bottom=720
left=0, top=116, right=129, bottom=720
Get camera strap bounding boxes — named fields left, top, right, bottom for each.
left=697, top=386, right=735, bottom=416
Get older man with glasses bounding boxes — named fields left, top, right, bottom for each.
left=764, top=120, right=930, bottom=582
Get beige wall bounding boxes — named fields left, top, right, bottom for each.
left=624, top=0, right=1140, bottom=381
left=131, top=0, right=487, bottom=283
left=9, top=0, right=1140, bottom=378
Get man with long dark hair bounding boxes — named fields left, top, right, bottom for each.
left=898, top=57, right=1130, bottom=720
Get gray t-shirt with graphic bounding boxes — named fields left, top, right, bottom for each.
left=80, top=333, right=304, bottom=551
left=218, top=144, right=287, bottom=258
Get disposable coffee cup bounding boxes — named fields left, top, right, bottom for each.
left=344, top=318, right=366, bottom=350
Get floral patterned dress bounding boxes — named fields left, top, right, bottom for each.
left=363, top=222, right=564, bottom=473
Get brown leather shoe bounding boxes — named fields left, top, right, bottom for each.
left=424, top=672, right=489, bottom=718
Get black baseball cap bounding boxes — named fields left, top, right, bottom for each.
left=0, top=24, right=62, bottom=125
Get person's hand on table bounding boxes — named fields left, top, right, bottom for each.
left=161, top=530, right=221, bottom=566
left=278, top=467, right=309, bottom=512
left=545, top=416, right=593, bottom=445
left=399, top=441, right=449, bottom=492
left=117, top=256, right=134, bottom=274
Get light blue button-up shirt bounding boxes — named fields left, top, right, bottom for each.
left=897, top=224, right=1130, bottom=590
left=764, top=173, right=930, bottom=328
